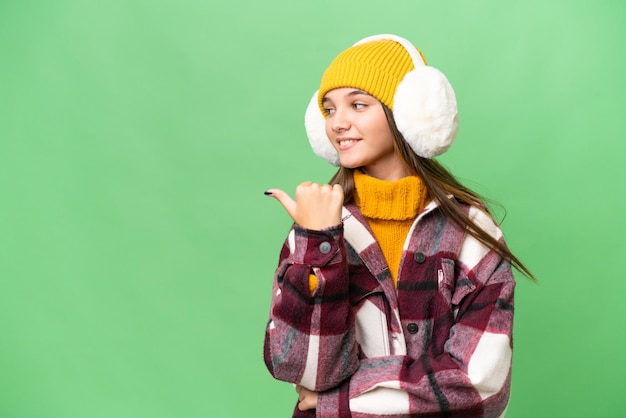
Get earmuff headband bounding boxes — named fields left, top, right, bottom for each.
left=304, top=34, right=459, bottom=165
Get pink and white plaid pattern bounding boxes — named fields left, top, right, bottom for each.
left=264, top=200, right=515, bottom=418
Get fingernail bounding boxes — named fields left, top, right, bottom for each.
left=264, top=191, right=273, bottom=196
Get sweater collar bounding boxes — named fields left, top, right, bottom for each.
left=353, top=170, right=428, bottom=221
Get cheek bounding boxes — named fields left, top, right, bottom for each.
left=325, top=121, right=338, bottom=148
left=367, top=108, right=392, bottom=138
left=324, top=121, right=332, bottom=138
left=369, top=121, right=395, bottom=150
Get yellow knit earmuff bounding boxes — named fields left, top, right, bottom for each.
left=304, top=34, right=459, bottom=165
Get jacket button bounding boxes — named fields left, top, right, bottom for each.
left=319, top=241, right=332, bottom=254
left=407, top=323, right=419, bottom=334
left=414, top=252, right=426, bottom=263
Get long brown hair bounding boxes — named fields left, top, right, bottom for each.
left=328, top=104, right=536, bottom=281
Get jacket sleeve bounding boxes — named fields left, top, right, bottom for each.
left=263, top=223, right=360, bottom=391
left=316, top=240, right=516, bottom=418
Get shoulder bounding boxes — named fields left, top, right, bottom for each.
left=422, top=199, right=508, bottom=270
left=425, top=198, right=503, bottom=238
left=466, top=204, right=503, bottom=241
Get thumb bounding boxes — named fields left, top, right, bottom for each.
left=264, top=189, right=296, bottom=220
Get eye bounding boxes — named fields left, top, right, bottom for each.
left=323, top=107, right=335, bottom=115
left=353, top=102, right=367, bottom=110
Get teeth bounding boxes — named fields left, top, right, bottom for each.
left=339, top=139, right=356, bottom=145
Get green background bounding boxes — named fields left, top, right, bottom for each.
left=1, top=0, right=624, bottom=417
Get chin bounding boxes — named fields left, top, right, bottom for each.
left=339, top=162, right=362, bottom=170
left=338, top=157, right=363, bottom=169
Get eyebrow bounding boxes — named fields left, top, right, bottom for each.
left=322, top=89, right=371, bottom=104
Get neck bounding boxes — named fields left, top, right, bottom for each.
left=361, top=159, right=412, bottom=181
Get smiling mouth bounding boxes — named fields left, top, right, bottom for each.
left=337, top=138, right=360, bottom=150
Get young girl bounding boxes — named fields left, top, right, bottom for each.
left=263, top=34, right=533, bottom=418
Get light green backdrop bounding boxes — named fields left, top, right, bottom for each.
left=1, top=1, right=624, bottom=417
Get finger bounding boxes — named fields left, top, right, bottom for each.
left=297, top=400, right=309, bottom=411
left=295, top=181, right=316, bottom=197
left=317, top=184, right=329, bottom=192
left=297, top=399, right=314, bottom=411
left=334, top=186, right=345, bottom=207
left=264, top=188, right=297, bottom=219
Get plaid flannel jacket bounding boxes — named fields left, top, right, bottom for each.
left=264, top=199, right=516, bottom=418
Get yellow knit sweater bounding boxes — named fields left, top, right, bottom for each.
left=309, top=171, right=428, bottom=293
left=353, top=170, right=428, bottom=285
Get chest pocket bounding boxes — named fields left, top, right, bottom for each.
left=438, top=258, right=476, bottom=315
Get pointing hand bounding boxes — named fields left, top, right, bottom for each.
left=265, top=182, right=344, bottom=230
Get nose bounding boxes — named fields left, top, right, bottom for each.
left=328, top=107, right=350, bottom=133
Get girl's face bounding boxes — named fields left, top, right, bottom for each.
left=323, top=88, right=409, bottom=181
